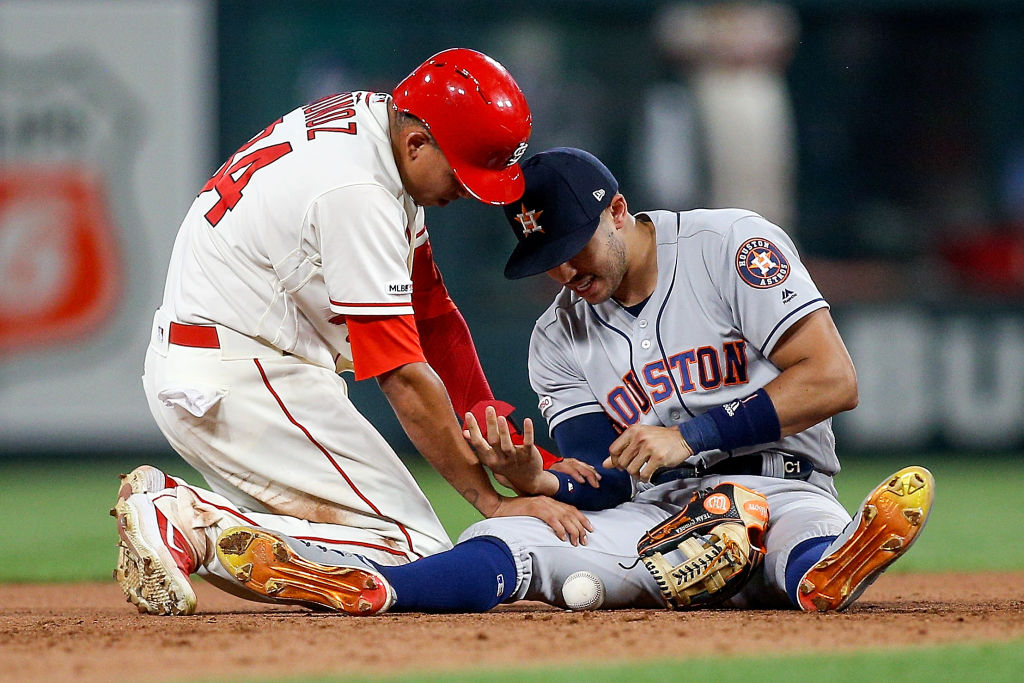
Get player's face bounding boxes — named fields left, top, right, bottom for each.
left=545, top=214, right=628, bottom=304
left=403, top=141, right=470, bottom=207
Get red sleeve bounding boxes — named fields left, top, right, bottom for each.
left=346, top=314, right=425, bottom=381
left=411, top=238, right=457, bottom=321
left=411, top=238, right=562, bottom=467
left=411, top=236, right=492, bottom=414
left=416, top=309, right=493, bottom=416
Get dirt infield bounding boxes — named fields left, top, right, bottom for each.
left=2, top=572, right=1023, bottom=681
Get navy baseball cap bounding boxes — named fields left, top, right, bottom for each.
left=502, top=147, right=618, bottom=279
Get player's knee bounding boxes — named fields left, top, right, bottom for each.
left=457, top=518, right=519, bottom=545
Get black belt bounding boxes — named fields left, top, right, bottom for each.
left=651, top=453, right=817, bottom=486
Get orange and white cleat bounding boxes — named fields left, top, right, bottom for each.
left=216, top=526, right=395, bottom=615
left=799, top=465, right=934, bottom=612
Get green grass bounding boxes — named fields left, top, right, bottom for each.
left=233, top=638, right=1024, bottom=683
left=827, top=454, right=1024, bottom=573
left=0, top=453, right=1021, bottom=582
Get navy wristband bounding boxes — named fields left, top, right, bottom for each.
left=678, top=390, right=781, bottom=454
left=677, top=413, right=722, bottom=454
left=551, top=470, right=631, bottom=510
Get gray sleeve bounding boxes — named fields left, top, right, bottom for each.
left=527, top=319, right=605, bottom=436
left=712, top=214, right=829, bottom=357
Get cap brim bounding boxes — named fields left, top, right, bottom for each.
left=503, top=217, right=600, bottom=279
left=454, top=163, right=525, bottom=206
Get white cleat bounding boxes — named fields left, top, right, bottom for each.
left=113, top=492, right=198, bottom=616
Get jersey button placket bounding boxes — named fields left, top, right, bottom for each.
left=640, top=339, right=652, bottom=349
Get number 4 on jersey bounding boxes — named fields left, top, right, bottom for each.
left=201, top=118, right=293, bottom=227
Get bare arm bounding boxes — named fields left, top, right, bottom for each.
left=378, top=361, right=592, bottom=544
left=763, top=308, right=859, bottom=434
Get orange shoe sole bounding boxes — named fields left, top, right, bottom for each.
left=799, top=466, right=934, bottom=612
left=216, top=527, right=392, bottom=615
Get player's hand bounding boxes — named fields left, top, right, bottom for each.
left=464, top=407, right=557, bottom=496
left=491, top=494, right=594, bottom=546
left=603, top=424, right=694, bottom=483
left=547, top=458, right=601, bottom=489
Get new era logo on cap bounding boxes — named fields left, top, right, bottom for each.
left=593, top=189, right=605, bottom=201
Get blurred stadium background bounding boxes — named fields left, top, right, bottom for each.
left=3, top=0, right=1023, bottom=467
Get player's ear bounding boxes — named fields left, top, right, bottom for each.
left=608, top=193, right=629, bottom=228
left=403, top=129, right=433, bottom=160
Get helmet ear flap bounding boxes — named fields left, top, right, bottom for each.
left=392, top=48, right=532, bottom=205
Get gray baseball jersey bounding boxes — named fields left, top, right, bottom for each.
left=529, top=207, right=839, bottom=477
left=458, top=208, right=851, bottom=609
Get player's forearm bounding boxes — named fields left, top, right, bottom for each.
left=763, top=357, right=858, bottom=437
left=377, top=362, right=503, bottom=516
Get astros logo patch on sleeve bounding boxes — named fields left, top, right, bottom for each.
left=735, top=238, right=790, bottom=288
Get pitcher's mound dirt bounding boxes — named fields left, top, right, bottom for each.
left=2, top=572, right=1023, bottom=682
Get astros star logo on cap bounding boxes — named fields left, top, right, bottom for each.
left=515, top=204, right=544, bottom=236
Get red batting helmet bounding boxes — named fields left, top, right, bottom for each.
left=393, top=48, right=532, bottom=205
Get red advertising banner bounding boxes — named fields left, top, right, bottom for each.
left=0, top=167, right=122, bottom=355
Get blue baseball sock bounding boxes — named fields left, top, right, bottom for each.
left=372, top=536, right=517, bottom=612
left=784, top=535, right=836, bottom=607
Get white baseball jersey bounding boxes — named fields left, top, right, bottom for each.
left=529, top=208, right=839, bottom=476
left=142, top=92, right=453, bottom=572
left=161, top=91, right=425, bottom=373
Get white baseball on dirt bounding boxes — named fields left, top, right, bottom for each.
left=561, top=570, right=605, bottom=611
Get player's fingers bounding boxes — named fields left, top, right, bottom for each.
left=565, top=522, right=580, bottom=547
left=485, top=406, right=501, bottom=446
left=621, top=447, right=649, bottom=479
left=545, top=515, right=569, bottom=543
left=635, top=449, right=670, bottom=482
left=559, top=459, right=593, bottom=484
left=567, top=510, right=593, bottom=546
left=560, top=514, right=582, bottom=547
left=497, top=416, right=515, bottom=454
left=577, top=509, right=594, bottom=533
left=636, top=460, right=655, bottom=483
left=608, top=429, right=632, bottom=459
left=579, top=464, right=601, bottom=488
left=464, top=412, right=493, bottom=456
left=464, top=412, right=482, bottom=442
left=522, top=417, right=535, bottom=451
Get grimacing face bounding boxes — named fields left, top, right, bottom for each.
left=544, top=211, right=628, bottom=304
